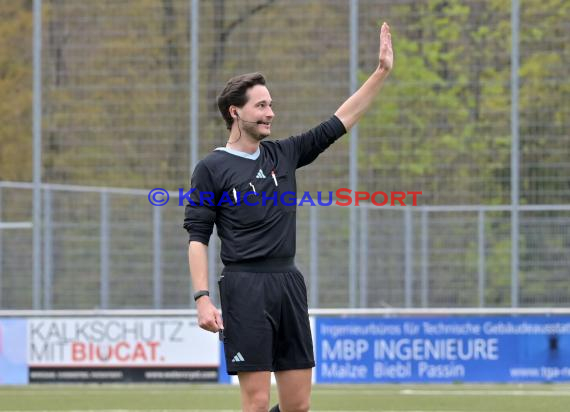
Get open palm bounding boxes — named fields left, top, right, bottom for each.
left=378, top=22, right=393, bottom=73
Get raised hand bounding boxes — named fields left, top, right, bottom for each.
left=378, top=22, right=393, bottom=74
left=334, top=21, right=394, bottom=130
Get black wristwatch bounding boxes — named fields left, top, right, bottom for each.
left=193, top=290, right=210, bottom=302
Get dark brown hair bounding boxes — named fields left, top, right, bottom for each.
left=217, top=72, right=267, bottom=130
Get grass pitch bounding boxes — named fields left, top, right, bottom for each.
left=1, top=384, right=570, bottom=411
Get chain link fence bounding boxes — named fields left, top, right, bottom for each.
left=0, top=0, right=568, bottom=309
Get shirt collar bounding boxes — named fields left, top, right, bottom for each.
left=214, top=146, right=260, bottom=160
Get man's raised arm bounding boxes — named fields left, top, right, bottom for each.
left=335, top=22, right=393, bottom=131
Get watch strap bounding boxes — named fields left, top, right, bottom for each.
left=193, top=290, right=210, bottom=301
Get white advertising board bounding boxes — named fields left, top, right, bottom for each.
left=27, top=317, right=219, bottom=383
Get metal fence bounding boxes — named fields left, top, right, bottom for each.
left=0, top=0, right=568, bottom=309
left=1, top=182, right=569, bottom=310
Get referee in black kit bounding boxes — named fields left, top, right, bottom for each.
left=184, top=22, right=393, bottom=412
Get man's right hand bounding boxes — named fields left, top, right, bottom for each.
left=196, top=296, right=224, bottom=333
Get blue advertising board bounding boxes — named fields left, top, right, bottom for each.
left=0, top=319, right=28, bottom=385
left=315, top=316, right=570, bottom=383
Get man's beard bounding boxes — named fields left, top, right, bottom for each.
left=242, top=121, right=270, bottom=141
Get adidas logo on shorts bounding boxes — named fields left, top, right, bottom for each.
left=231, top=352, right=245, bottom=363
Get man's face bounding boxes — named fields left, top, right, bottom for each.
left=237, top=85, right=274, bottom=141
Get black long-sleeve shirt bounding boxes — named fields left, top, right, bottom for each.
left=183, top=115, right=346, bottom=265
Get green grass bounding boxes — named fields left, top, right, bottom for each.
left=1, top=384, right=570, bottom=411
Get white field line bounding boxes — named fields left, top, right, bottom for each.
left=10, top=407, right=561, bottom=412
left=400, top=388, right=570, bottom=396
left=3, top=387, right=570, bottom=398
left=0, top=388, right=241, bottom=396
left=0, top=410, right=238, bottom=412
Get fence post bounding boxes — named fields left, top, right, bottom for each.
left=511, top=0, right=520, bottom=308
left=404, top=208, right=413, bottom=307
left=32, top=0, right=43, bottom=310
left=153, top=205, right=162, bottom=309
left=100, top=192, right=109, bottom=309
left=478, top=210, right=486, bottom=307
left=43, top=188, right=53, bottom=309
left=359, top=206, right=368, bottom=307
left=348, top=0, right=359, bottom=308
left=189, top=0, right=200, bottom=307
left=189, top=0, right=199, bottom=175
left=421, top=209, right=429, bottom=308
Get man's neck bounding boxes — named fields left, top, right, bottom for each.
left=226, top=133, right=260, bottom=154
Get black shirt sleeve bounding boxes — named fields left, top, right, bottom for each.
left=183, top=160, right=217, bottom=245
left=279, top=115, right=347, bottom=169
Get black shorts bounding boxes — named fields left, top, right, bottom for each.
left=218, top=257, right=315, bottom=375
